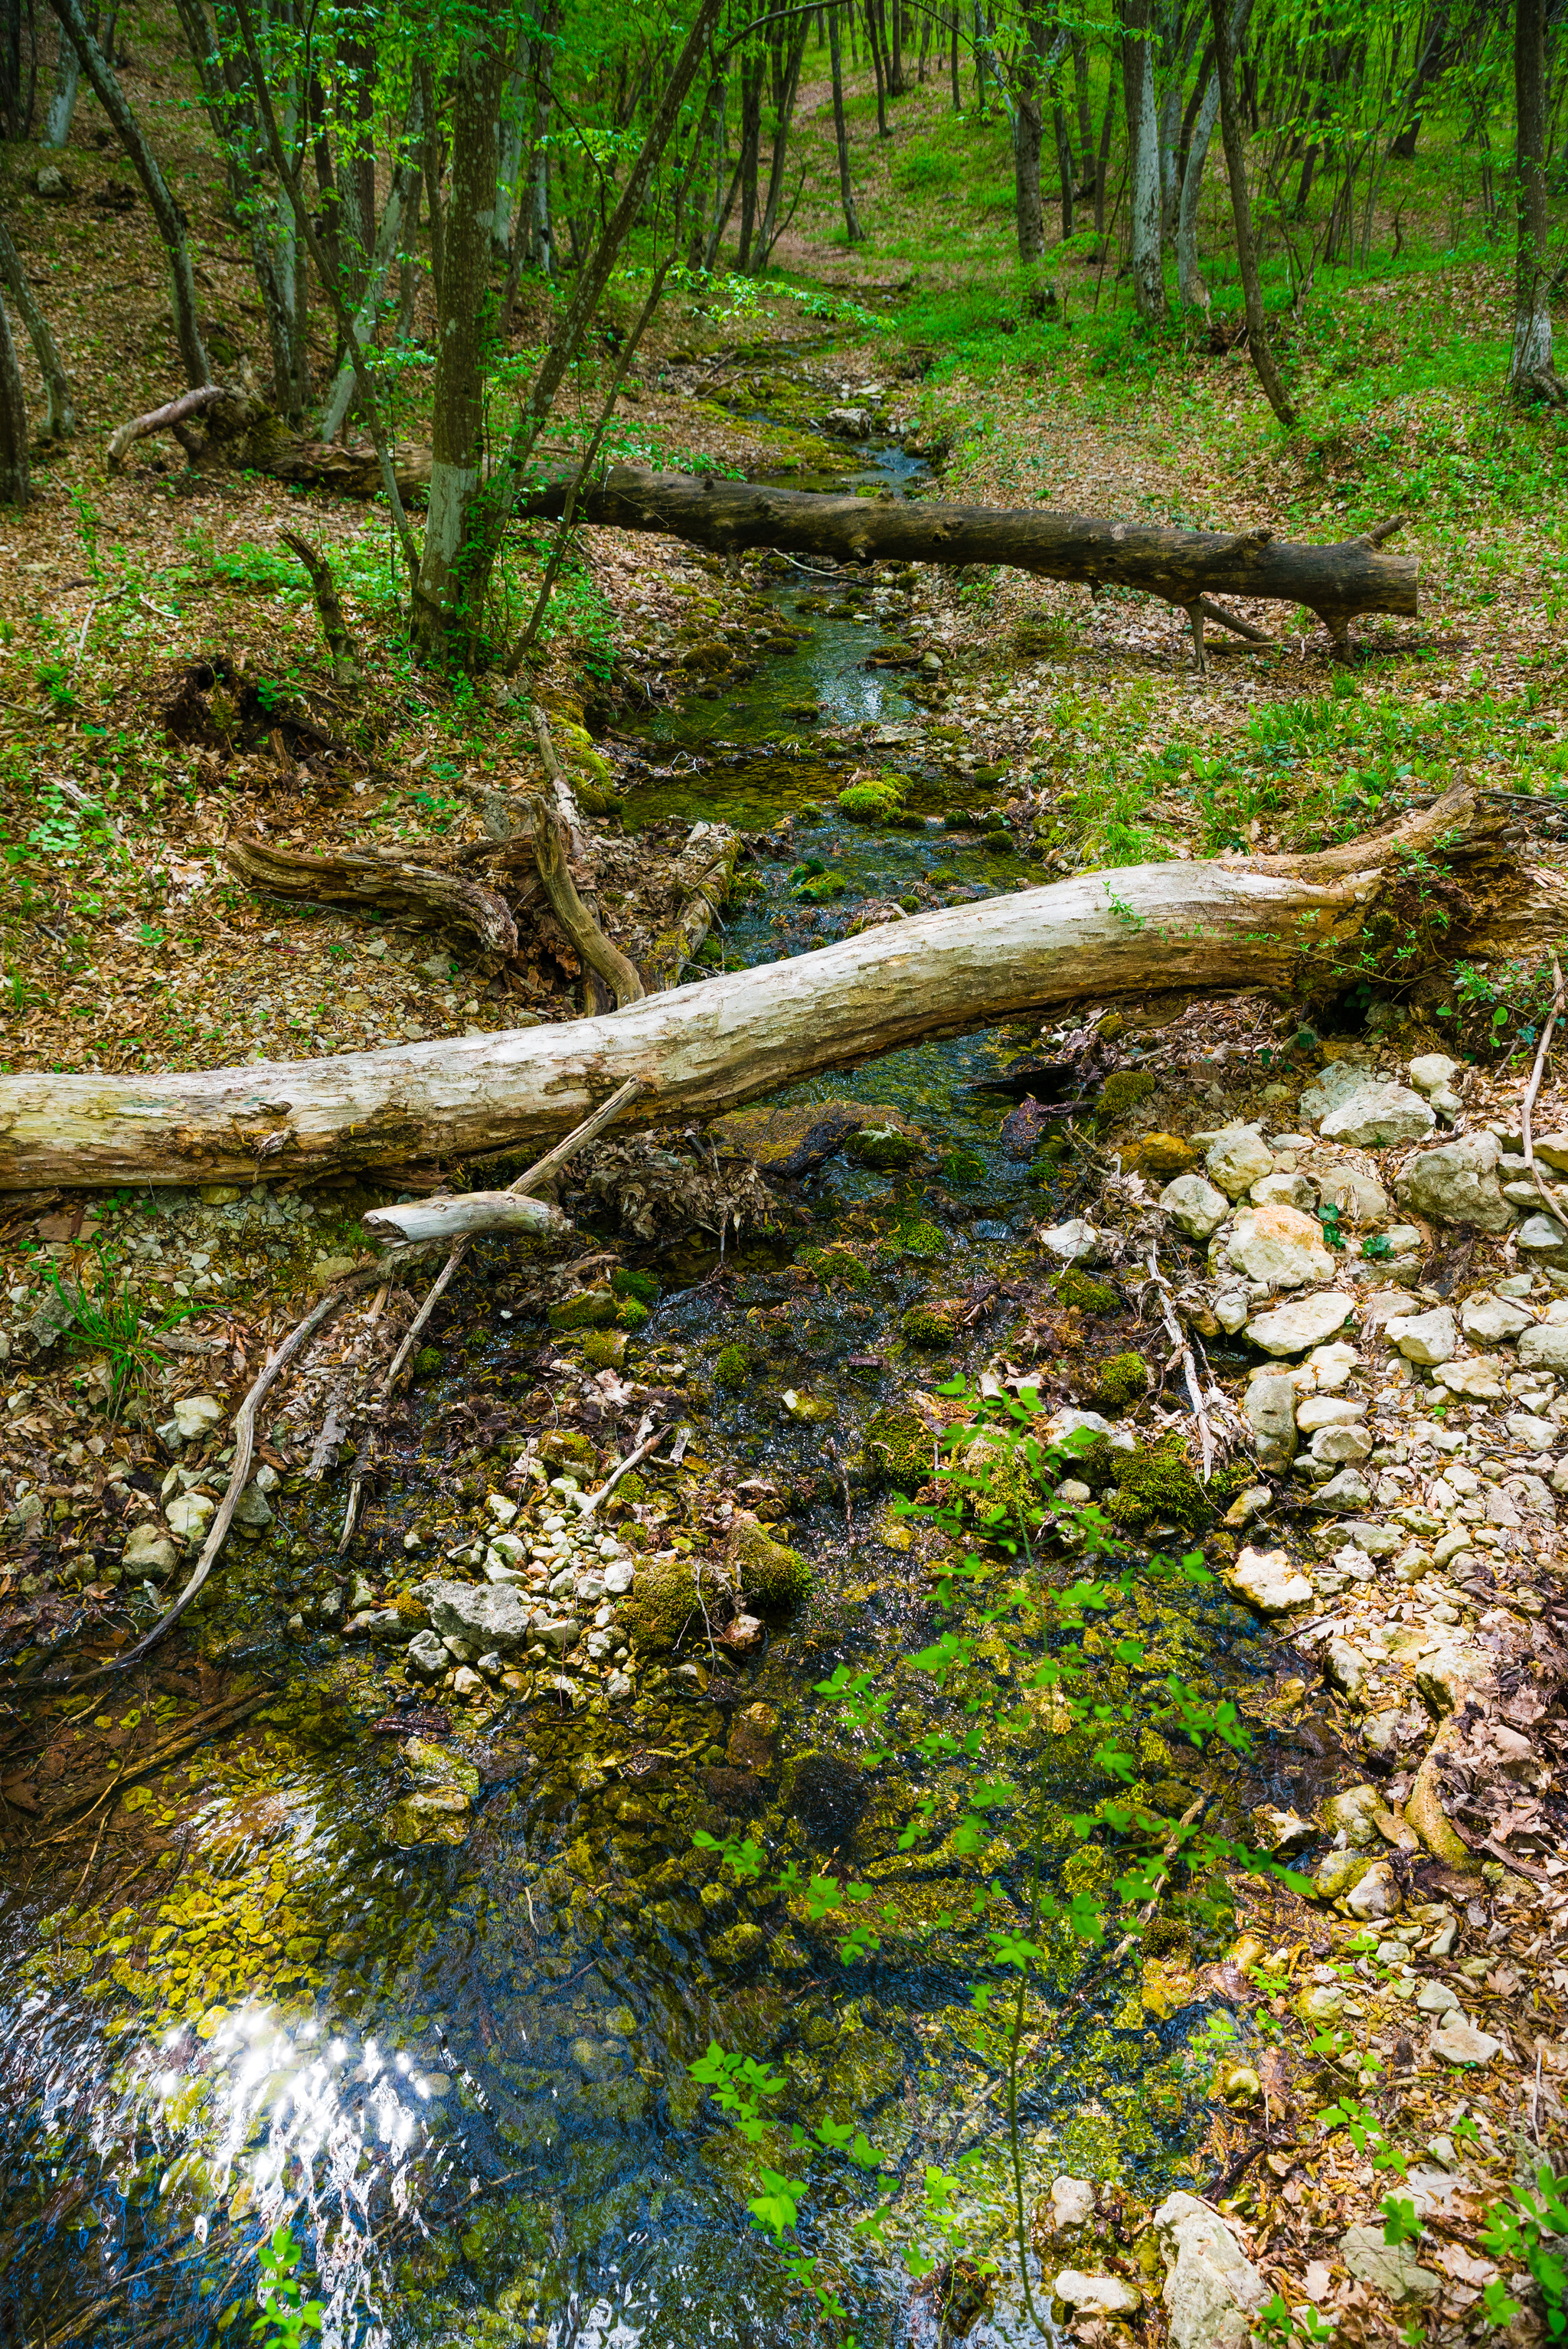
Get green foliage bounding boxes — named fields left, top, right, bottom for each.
left=1479, top=2165, right=1568, bottom=2335
left=52, top=1249, right=192, bottom=1420
left=248, top=2223, right=322, bottom=2347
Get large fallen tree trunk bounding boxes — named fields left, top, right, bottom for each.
left=519, top=466, right=1418, bottom=651
left=1, top=790, right=1550, bottom=1194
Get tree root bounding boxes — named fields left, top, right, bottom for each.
left=220, top=834, right=520, bottom=959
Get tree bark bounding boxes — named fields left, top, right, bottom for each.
left=1177, top=0, right=1251, bottom=315
left=0, top=283, right=30, bottom=506
left=1013, top=17, right=1046, bottom=262
left=828, top=4, right=864, bottom=242
left=1510, top=0, right=1560, bottom=398
left=46, top=0, right=211, bottom=389
left=5, top=789, right=1545, bottom=1194
left=42, top=11, right=78, bottom=145
left=315, top=89, right=423, bottom=443
left=753, top=16, right=809, bottom=268
left=1119, top=0, right=1165, bottom=320
left=521, top=465, right=1417, bottom=637
left=0, top=212, right=74, bottom=436
left=645, top=823, right=740, bottom=990
left=220, top=835, right=521, bottom=958
left=1209, top=0, right=1295, bottom=427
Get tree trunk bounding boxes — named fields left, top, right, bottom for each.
left=1072, top=31, right=1093, bottom=180
left=1052, top=94, right=1075, bottom=239
left=0, top=283, right=30, bottom=507
left=316, top=91, right=423, bottom=443
left=736, top=49, right=763, bottom=264
left=1013, top=22, right=1046, bottom=263
left=221, top=834, right=522, bottom=957
left=0, top=212, right=74, bottom=435
left=1510, top=0, right=1559, bottom=397
left=414, top=31, right=514, bottom=653
left=828, top=4, right=864, bottom=242
left=1094, top=57, right=1118, bottom=232
left=531, top=9, right=557, bottom=279
left=42, top=11, right=78, bottom=145
left=46, top=0, right=211, bottom=387
left=1177, top=0, right=1251, bottom=315
left=864, top=1, right=888, bottom=138
left=753, top=18, right=809, bottom=268
left=1119, top=0, right=1165, bottom=319
left=950, top=7, right=960, bottom=109
left=3, top=789, right=1547, bottom=1194
left=522, top=466, right=1413, bottom=639
left=1209, top=0, right=1295, bottom=426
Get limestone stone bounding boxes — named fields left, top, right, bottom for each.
left=1408, top=1053, right=1459, bottom=1096
left=1533, top=1129, right=1568, bottom=1173
left=122, top=1522, right=178, bottom=1579
left=415, top=1576, right=535, bottom=1653
left=232, top=1482, right=273, bottom=1530
left=1518, top=1322, right=1568, bottom=1375
left=165, top=1491, right=215, bottom=1541
left=1313, top=1467, right=1376, bottom=1512
left=1246, top=1292, right=1354, bottom=1355
left=1325, top=1637, right=1366, bottom=1696
left=1037, top=1217, right=1103, bottom=1265
left=1243, top=1374, right=1297, bottom=1469
left=1506, top=1411, right=1558, bottom=1448
left=1205, top=1125, right=1275, bottom=1200
left=1299, top=1057, right=1378, bottom=1124
left=1223, top=1203, right=1334, bottom=1289
left=1309, top=1423, right=1373, bottom=1464
left=1249, top=1170, right=1316, bottom=1212
left=1315, top=1165, right=1390, bottom=1225
left=1416, top=1978, right=1460, bottom=2013
left=1295, top=1395, right=1367, bottom=1430
left=1048, top=2174, right=1097, bottom=2230
left=172, top=1393, right=223, bottom=1441
left=1054, top=2272, right=1142, bottom=2317
left=1226, top=1546, right=1314, bottom=1612
left=1345, top=1859, right=1400, bottom=1919
left=1387, top=1305, right=1457, bottom=1364
left=1161, top=1173, right=1231, bottom=1240
left=1396, top=1133, right=1514, bottom=1233
left=1430, top=2017, right=1503, bottom=2066
left=1432, top=1358, right=1505, bottom=1399
left=1517, top=1212, right=1568, bottom=1262
left=1340, top=1518, right=1400, bottom=1553
left=406, top=1629, right=446, bottom=1681
left=1152, top=2191, right=1266, bottom=2349
left=1307, top=1340, right=1359, bottom=1389
left=1320, top=1083, right=1435, bottom=1147
left=1339, top=2225, right=1441, bottom=2302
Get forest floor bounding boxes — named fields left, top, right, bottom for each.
left=3, top=39, right=1568, bottom=2348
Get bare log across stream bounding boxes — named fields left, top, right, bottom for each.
left=519, top=466, right=1418, bottom=652
left=0, top=789, right=1552, bottom=1194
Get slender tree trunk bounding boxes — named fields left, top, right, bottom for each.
left=0, top=213, right=74, bottom=434
left=42, top=12, right=78, bottom=145
left=864, top=0, right=889, bottom=136
left=316, top=92, right=423, bottom=442
left=828, top=4, right=864, bottom=241
left=45, top=0, right=211, bottom=387
left=1119, top=0, right=1165, bottom=319
left=1177, top=0, right=1251, bottom=313
left=0, top=284, right=30, bottom=505
left=1209, top=0, right=1294, bottom=423
left=1014, top=18, right=1046, bottom=261
left=1052, top=95, right=1075, bottom=238
left=973, top=2, right=988, bottom=116
left=917, top=5, right=931, bottom=83
left=532, top=11, right=558, bottom=279
left=1072, top=31, right=1093, bottom=179
left=1510, top=0, right=1558, bottom=394
left=950, top=7, right=960, bottom=109
left=887, top=0, right=904, bottom=95
left=400, top=165, right=421, bottom=338
left=1390, top=4, right=1447, bottom=160
left=755, top=19, right=808, bottom=266
left=494, top=58, right=527, bottom=262
left=736, top=49, right=763, bottom=263
left=1094, top=58, right=1118, bottom=231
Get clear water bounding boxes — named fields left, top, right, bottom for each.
left=0, top=435, right=1270, bottom=2349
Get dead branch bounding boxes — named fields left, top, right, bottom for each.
left=221, top=833, right=519, bottom=959
left=278, top=530, right=364, bottom=686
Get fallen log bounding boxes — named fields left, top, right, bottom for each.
left=364, top=1190, right=567, bottom=1246
left=647, top=822, right=741, bottom=991
left=221, top=835, right=519, bottom=959
left=105, top=380, right=431, bottom=498
left=520, top=466, right=1417, bottom=652
left=1, top=789, right=1548, bottom=1194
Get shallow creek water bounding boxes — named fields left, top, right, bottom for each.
left=0, top=440, right=1285, bottom=2348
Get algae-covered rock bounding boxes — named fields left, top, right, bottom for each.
left=1057, top=1269, right=1120, bottom=1315
left=891, top=1218, right=946, bottom=1261
left=1120, top=1132, right=1197, bottom=1178
left=865, top=1404, right=933, bottom=1490
left=838, top=778, right=903, bottom=823
left=541, top=1428, right=597, bottom=1469
left=549, top=1288, right=617, bottom=1330
left=412, top=1344, right=443, bottom=1381
left=1094, top=1068, right=1156, bottom=1132
left=1102, top=1436, right=1218, bottom=1534
left=710, top=1097, right=921, bottom=1178
left=714, top=1343, right=751, bottom=1389
left=620, top=1553, right=709, bottom=1649
left=612, top=1266, right=659, bottom=1305
left=801, top=1244, right=873, bottom=1290
left=583, top=1330, right=627, bottom=1369
left=725, top=1512, right=811, bottom=1609
left=1096, top=1351, right=1149, bottom=1411
left=901, top=1300, right=956, bottom=1347
left=848, top=1122, right=924, bottom=1171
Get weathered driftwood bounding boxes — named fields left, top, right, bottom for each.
left=528, top=703, right=644, bottom=1011
left=2, top=789, right=1547, bottom=1193
left=364, top=1190, right=568, bottom=1246
left=647, top=822, right=741, bottom=991
left=222, top=835, right=519, bottom=959
left=106, top=381, right=432, bottom=498
left=521, top=466, right=1417, bottom=649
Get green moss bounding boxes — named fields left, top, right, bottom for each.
left=1057, top=1270, right=1119, bottom=1315
left=939, top=1147, right=987, bottom=1186
left=838, top=779, right=903, bottom=824
left=1094, top=1068, right=1156, bottom=1134
left=865, top=1406, right=931, bottom=1491
left=548, top=1288, right=617, bottom=1330
left=620, top=1553, right=704, bottom=1651
left=582, top=1331, right=627, bottom=1369
left=412, top=1344, right=443, bottom=1382
left=982, top=828, right=1014, bottom=854
left=714, top=1344, right=750, bottom=1390
left=614, top=1469, right=647, bottom=1506
left=1062, top=1844, right=1114, bottom=1902
left=541, top=1429, right=596, bottom=1469
left=900, top=1302, right=955, bottom=1346
left=1103, top=1436, right=1216, bottom=1534
left=890, top=1219, right=946, bottom=1262
left=617, top=1297, right=650, bottom=1331
left=612, top=1266, right=659, bottom=1305
left=729, top=1518, right=812, bottom=1609
left=801, top=1245, right=873, bottom=1291
left=1096, top=1351, right=1149, bottom=1412
left=848, top=1123, right=923, bottom=1171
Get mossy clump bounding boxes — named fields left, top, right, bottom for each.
left=838, top=778, right=903, bottom=824
left=848, top=1122, right=923, bottom=1171
left=727, top=1516, right=812, bottom=1609
left=1057, top=1270, right=1119, bottom=1315
left=617, top=1297, right=650, bottom=1331
left=412, top=1344, right=443, bottom=1381
left=865, top=1405, right=931, bottom=1490
left=1062, top=1843, right=1114, bottom=1903
left=801, top=1245, right=873, bottom=1291
left=982, top=828, right=1014, bottom=854
left=614, top=1469, right=648, bottom=1507
left=541, top=1428, right=597, bottom=1470
left=900, top=1302, right=956, bottom=1347
left=714, top=1343, right=751, bottom=1390
left=582, top=1331, right=627, bottom=1369
left=1102, top=1436, right=1216, bottom=1534
left=1119, top=1132, right=1197, bottom=1178
left=620, top=1553, right=706, bottom=1650
left=612, top=1266, right=659, bottom=1305
left=939, top=1147, right=988, bottom=1186
left=548, top=1288, right=617, bottom=1330
left=1096, top=1351, right=1150, bottom=1412
left=1093, top=1068, right=1156, bottom=1134
left=891, top=1219, right=946, bottom=1262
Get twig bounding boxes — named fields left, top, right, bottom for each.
left=577, top=1426, right=667, bottom=1520
left=380, top=1076, right=648, bottom=1398
left=1521, top=952, right=1568, bottom=1231
left=1147, top=1244, right=1218, bottom=1482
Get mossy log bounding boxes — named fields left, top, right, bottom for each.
left=645, top=822, right=740, bottom=991
left=521, top=465, right=1419, bottom=650
left=0, top=788, right=1557, bottom=1191
left=221, top=835, right=521, bottom=958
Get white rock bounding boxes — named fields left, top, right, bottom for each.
left=1227, top=1546, right=1315, bottom=1613
left=1250, top=1170, right=1316, bottom=1212
left=1295, top=1395, right=1367, bottom=1430
left=1408, top=1053, right=1459, bottom=1096
left=1345, top=1859, right=1400, bottom=1919
left=1161, top=1174, right=1231, bottom=1240
left=1310, top=1423, right=1373, bottom=1463
left=603, top=1558, right=635, bottom=1595
left=1037, top=1217, right=1102, bottom=1265
left=1223, top=1204, right=1334, bottom=1289
left=172, top=1393, right=223, bottom=1441
left=1432, top=1358, right=1506, bottom=1399
left=1387, top=1305, right=1457, bottom=1364
left=1243, top=1376, right=1297, bottom=1469
left=1246, top=1292, right=1355, bottom=1356
left=1321, top=1083, right=1436, bottom=1148
left=1048, top=1406, right=1135, bottom=1454
left=487, top=1492, right=518, bottom=1524
left=1507, top=1412, right=1558, bottom=1448
left=1213, top=1289, right=1249, bottom=1333
left=1049, top=2174, right=1097, bottom=2230
left=1397, top=1133, right=1515, bottom=1233
left=1462, top=1292, right=1534, bottom=1344
left=1518, top=1213, right=1568, bottom=1261
left=1518, top=1322, right=1568, bottom=1375
left=415, top=1576, right=537, bottom=1653
left=232, top=1483, right=273, bottom=1530
left=1315, top=1165, right=1390, bottom=1226
left=1307, top=1340, right=1359, bottom=1389
left=1299, top=1058, right=1378, bottom=1124
left=1054, top=2272, right=1142, bottom=2316
left=1205, top=1125, right=1275, bottom=1200
left=1430, top=2017, right=1502, bottom=2066
left=1152, top=2192, right=1266, bottom=2349
left=123, top=1522, right=178, bottom=1578
left=166, top=1491, right=215, bottom=1541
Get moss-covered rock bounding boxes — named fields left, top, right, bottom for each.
left=1101, top=1436, right=1217, bottom=1534
left=617, top=1297, right=649, bottom=1331
left=541, top=1429, right=597, bottom=1470
left=838, top=777, right=903, bottom=824
left=890, top=1218, right=946, bottom=1261
left=725, top=1513, right=811, bottom=1609
left=865, top=1405, right=931, bottom=1490
left=1057, top=1270, right=1120, bottom=1315
left=848, top=1122, right=924, bottom=1171
left=549, top=1288, right=617, bottom=1330
left=582, top=1331, right=627, bottom=1369
left=710, top=1098, right=920, bottom=1178
left=714, top=1343, right=751, bottom=1390
left=620, top=1553, right=708, bottom=1650
left=1096, top=1351, right=1150, bottom=1412
left=1119, top=1132, right=1197, bottom=1178
left=612, top=1266, right=659, bottom=1305
left=412, top=1344, right=443, bottom=1381
left=900, top=1301, right=956, bottom=1347
left=800, top=1244, right=873, bottom=1291
left=939, top=1147, right=988, bottom=1186
left=1093, top=1068, right=1156, bottom=1134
